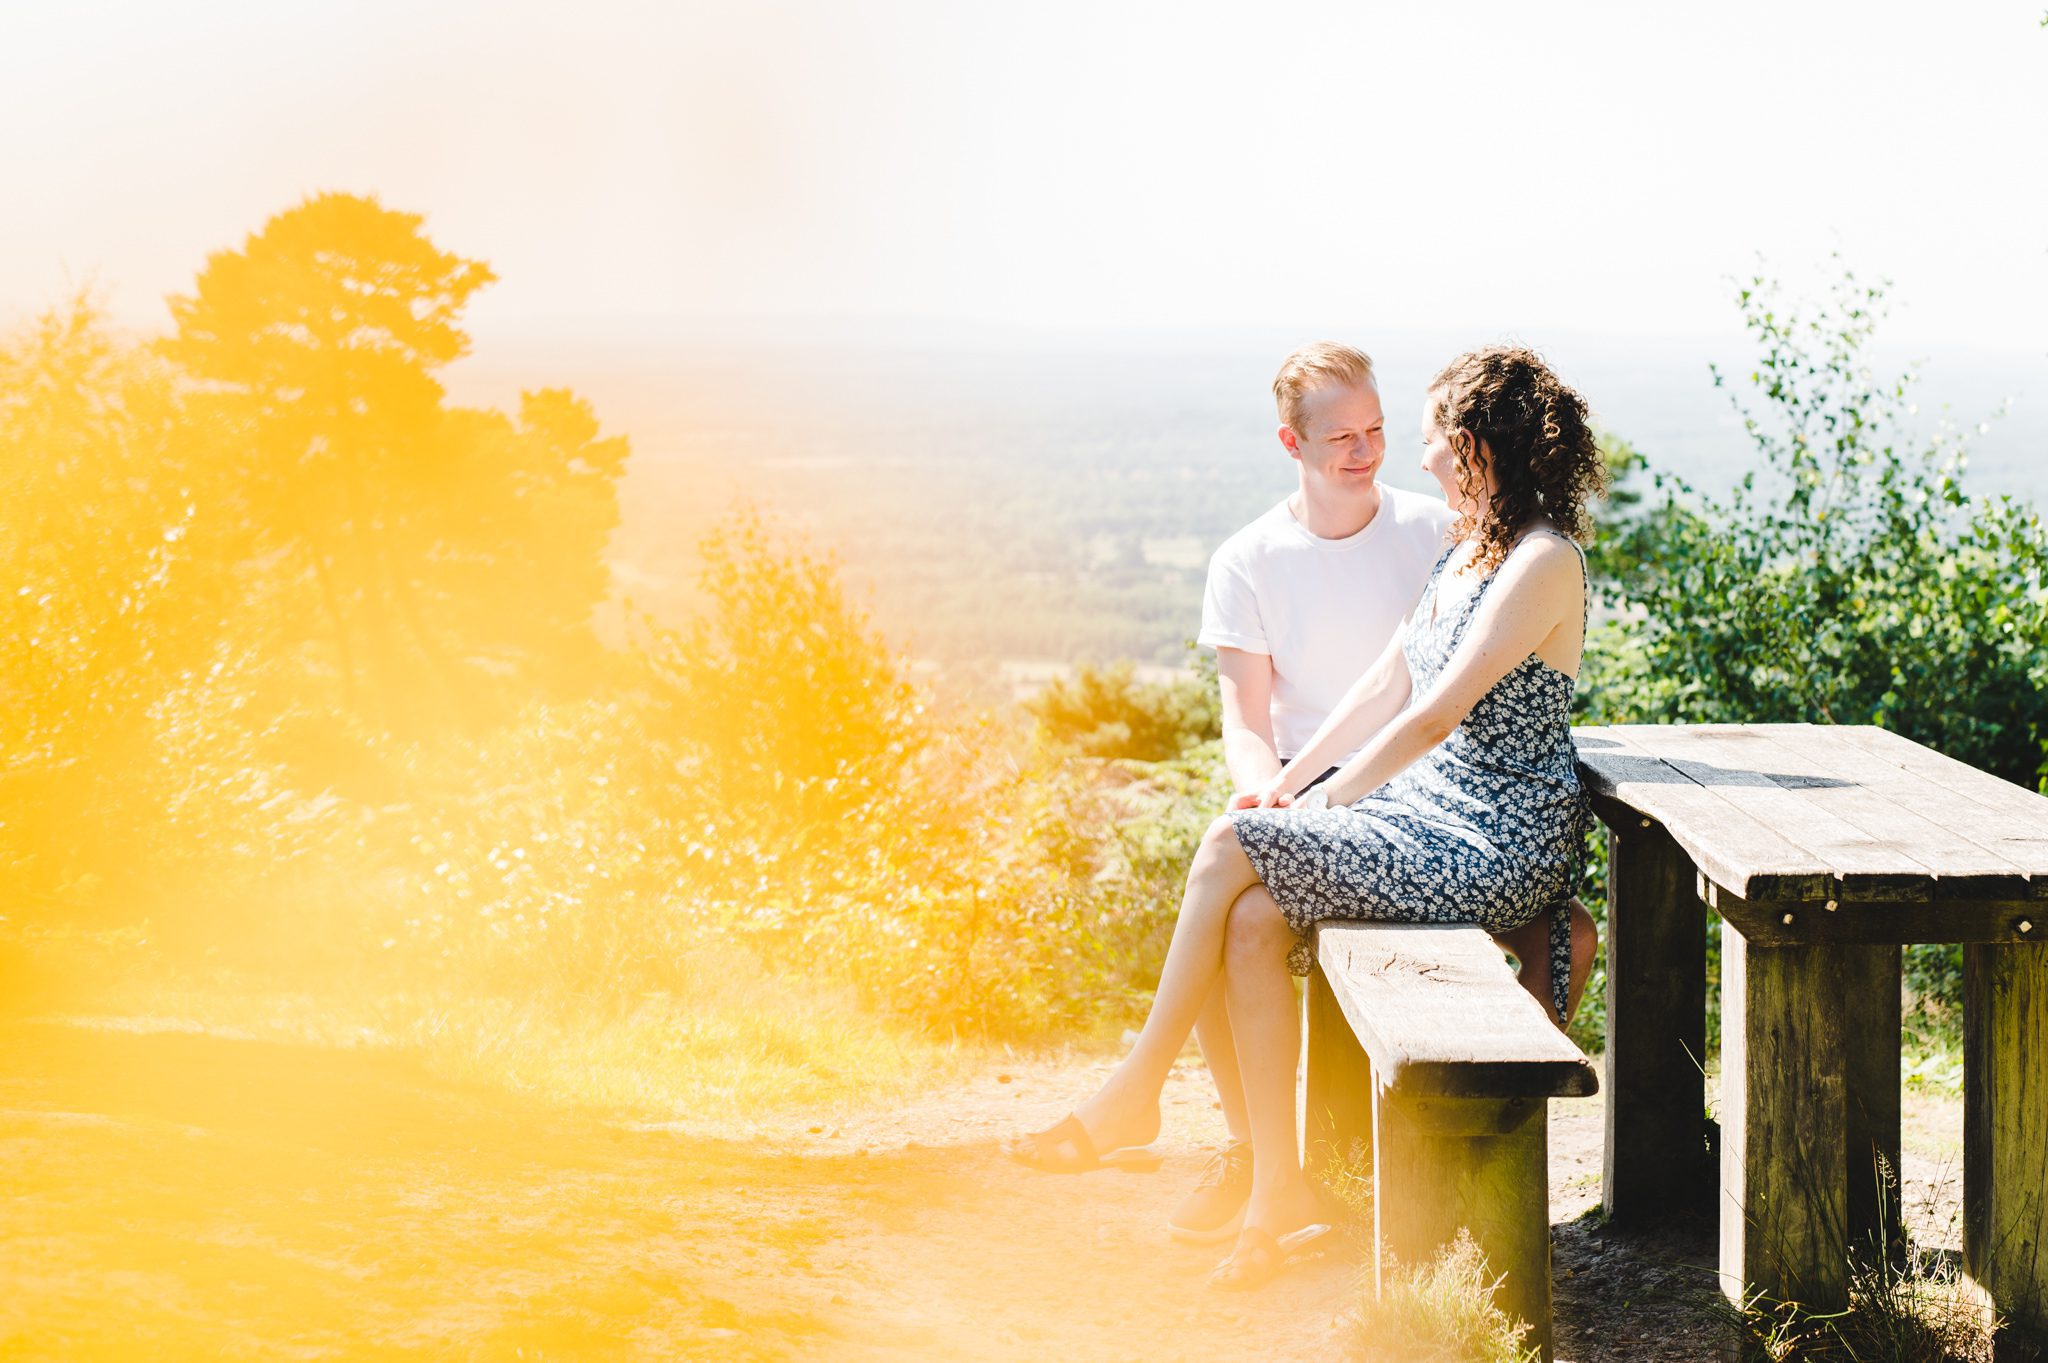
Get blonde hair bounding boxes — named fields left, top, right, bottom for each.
left=1272, top=342, right=1377, bottom=434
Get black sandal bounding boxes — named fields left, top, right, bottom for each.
left=1207, top=1221, right=1333, bottom=1290
left=1002, top=1113, right=1163, bottom=1174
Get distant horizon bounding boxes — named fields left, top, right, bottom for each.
left=423, top=318, right=2048, bottom=672
left=43, top=296, right=2048, bottom=364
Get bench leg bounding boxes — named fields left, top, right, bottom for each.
left=1719, top=926, right=1899, bottom=1312
left=1304, top=960, right=1373, bottom=1183
left=1965, top=942, right=2048, bottom=1358
left=1602, top=818, right=1711, bottom=1227
left=1374, top=1089, right=1553, bottom=1362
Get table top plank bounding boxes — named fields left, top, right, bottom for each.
left=1574, top=725, right=1835, bottom=901
left=1607, top=723, right=1939, bottom=901
left=1737, top=724, right=2037, bottom=897
left=1833, top=728, right=2048, bottom=888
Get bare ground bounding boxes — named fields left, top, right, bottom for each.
left=0, top=1018, right=1966, bottom=1361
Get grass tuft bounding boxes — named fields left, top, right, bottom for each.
left=1343, top=1229, right=1540, bottom=1363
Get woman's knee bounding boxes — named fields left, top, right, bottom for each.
left=1201, top=814, right=1240, bottom=853
left=1198, top=815, right=1251, bottom=870
left=1224, top=887, right=1290, bottom=957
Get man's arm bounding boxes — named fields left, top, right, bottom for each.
left=1241, top=627, right=1414, bottom=806
left=1214, top=646, right=1283, bottom=798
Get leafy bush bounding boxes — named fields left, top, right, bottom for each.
left=1, top=232, right=1211, bottom=1039
left=1583, top=263, right=2048, bottom=790
left=618, top=511, right=1222, bottom=1034
left=1579, top=263, right=2048, bottom=1033
left=1024, top=657, right=1219, bottom=762
left=0, top=294, right=285, bottom=918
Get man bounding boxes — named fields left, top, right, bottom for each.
left=1169, top=342, right=1595, bottom=1243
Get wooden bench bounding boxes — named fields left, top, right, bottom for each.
left=1305, top=920, right=1599, bottom=1363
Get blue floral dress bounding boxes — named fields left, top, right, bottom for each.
left=1229, top=534, right=1591, bottom=1024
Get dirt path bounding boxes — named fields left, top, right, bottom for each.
left=0, top=1018, right=1966, bottom=1361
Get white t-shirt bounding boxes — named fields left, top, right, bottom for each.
left=1199, top=486, right=1458, bottom=760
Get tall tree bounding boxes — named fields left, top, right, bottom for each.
left=161, top=192, right=624, bottom=732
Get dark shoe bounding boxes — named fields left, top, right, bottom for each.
left=1167, top=1140, right=1252, bottom=1244
left=1207, top=1221, right=1333, bottom=1291
left=1004, top=1113, right=1162, bottom=1175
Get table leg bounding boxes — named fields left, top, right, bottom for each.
left=1964, top=942, right=2048, bottom=1357
left=1719, top=926, right=1899, bottom=1311
left=1847, top=944, right=1902, bottom=1263
left=1602, top=817, right=1710, bottom=1226
left=1304, top=960, right=1373, bottom=1183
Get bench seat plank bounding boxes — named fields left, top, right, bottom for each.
left=1315, top=922, right=1597, bottom=1099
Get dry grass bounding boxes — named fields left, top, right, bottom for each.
left=6, top=923, right=971, bottom=1130
left=1725, top=1159, right=2028, bottom=1363
left=1344, top=1230, right=1542, bottom=1363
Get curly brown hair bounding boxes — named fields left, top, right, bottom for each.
left=1427, top=345, right=1606, bottom=574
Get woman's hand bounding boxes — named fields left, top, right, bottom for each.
left=1228, top=775, right=1295, bottom=810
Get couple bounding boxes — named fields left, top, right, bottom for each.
left=1005, top=342, right=1604, bottom=1289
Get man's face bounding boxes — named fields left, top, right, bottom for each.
left=1281, top=381, right=1385, bottom=490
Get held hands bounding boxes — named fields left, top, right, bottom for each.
left=1228, top=775, right=1297, bottom=811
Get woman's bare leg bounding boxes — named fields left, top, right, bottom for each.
left=1222, top=887, right=1323, bottom=1232
left=1059, top=816, right=1264, bottom=1152
left=1194, top=982, right=1252, bottom=1145
left=1494, top=898, right=1600, bottom=1029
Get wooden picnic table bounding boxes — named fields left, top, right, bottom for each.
left=1574, top=723, right=2048, bottom=1342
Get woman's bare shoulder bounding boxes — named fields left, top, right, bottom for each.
left=1495, top=525, right=1584, bottom=597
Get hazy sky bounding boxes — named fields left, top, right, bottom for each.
left=4, top=0, right=2045, bottom=348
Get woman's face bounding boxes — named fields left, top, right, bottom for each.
left=1419, top=394, right=1470, bottom=508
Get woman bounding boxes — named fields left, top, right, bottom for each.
left=1004, top=345, right=1607, bottom=1290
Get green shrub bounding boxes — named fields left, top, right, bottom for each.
left=1024, top=656, right=1220, bottom=762
left=1579, top=262, right=2048, bottom=1033
left=1583, top=263, right=2048, bottom=790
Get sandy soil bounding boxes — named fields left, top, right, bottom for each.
left=0, top=1017, right=1967, bottom=1361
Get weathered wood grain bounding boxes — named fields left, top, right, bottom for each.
left=1580, top=722, right=2048, bottom=1338
left=1374, top=1089, right=1555, bottom=1361
left=1700, top=879, right=2048, bottom=946
left=1603, top=817, right=1714, bottom=1227
left=1304, top=962, right=1374, bottom=1182
left=1719, top=926, right=1898, bottom=1312
left=1845, top=944, right=1903, bottom=1263
left=1735, top=724, right=2032, bottom=899
left=1576, top=726, right=1834, bottom=901
left=1833, top=725, right=2048, bottom=892
left=1611, top=724, right=1937, bottom=902
left=1316, top=923, right=1598, bottom=1100
left=1964, top=942, right=2048, bottom=1355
